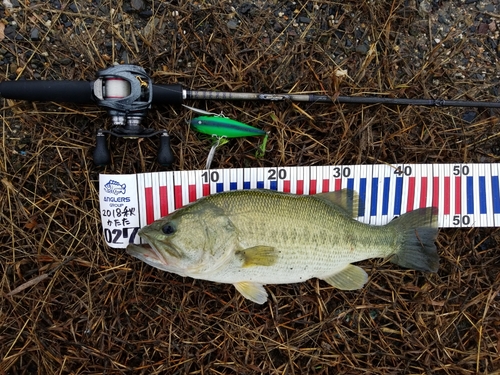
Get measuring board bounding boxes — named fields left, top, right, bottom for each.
left=99, top=163, right=500, bottom=248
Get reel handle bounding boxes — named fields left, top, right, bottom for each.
left=93, top=131, right=111, bottom=166
left=158, top=133, right=174, bottom=166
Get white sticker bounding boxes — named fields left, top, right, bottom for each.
left=99, top=174, right=141, bottom=248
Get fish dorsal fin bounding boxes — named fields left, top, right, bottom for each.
left=314, top=189, right=361, bottom=218
left=236, top=246, right=278, bottom=267
left=321, top=264, right=368, bottom=290
left=234, top=282, right=268, bottom=304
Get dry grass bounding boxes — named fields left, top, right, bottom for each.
left=1, top=0, right=500, bottom=374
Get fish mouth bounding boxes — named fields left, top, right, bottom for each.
left=126, top=243, right=162, bottom=261
left=139, top=231, right=183, bottom=259
left=126, top=243, right=174, bottom=271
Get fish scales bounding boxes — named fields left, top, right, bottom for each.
left=205, top=190, right=396, bottom=283
left=127, top=189, right=439, bottom=304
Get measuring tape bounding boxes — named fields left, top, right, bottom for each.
left=99, top=163, right=500, bottom=248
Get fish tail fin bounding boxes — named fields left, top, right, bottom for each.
left=386, top=207, right=439, bottom=272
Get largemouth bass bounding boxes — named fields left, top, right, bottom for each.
left=127, top=189, right=439, bottom=304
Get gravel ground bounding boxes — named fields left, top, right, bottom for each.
left=1, top=1, right=500, bottom=374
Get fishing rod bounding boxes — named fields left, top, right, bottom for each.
left=1, top=64, right=499, bottom=166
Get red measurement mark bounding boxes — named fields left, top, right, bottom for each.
left=296, top=180, right=304, bottom=195
left=284, top=180, right=291, bottom=193
left=419, top=177, right=428, bottom=209
left=203, top=183, right=210, bottom=197
left=174, top=185, right=182, bottom=210
left=159, top=186, right=168, bottom=217
left=309, top=179, right=317, bottom=195
left=145, top=187, right=154, bottom=224
left=444, top=176, right=450, bottom=215
left=335, top=179, right=342, bottom=191
left=189, top=184, right=196, bottom=203
left=455, top=176, right=461, bottom=215
left=433, top=176, right=439, bottom=209
left=407, top=177, right=415, bottom=211
left=323, top=179, right=329, bottom=192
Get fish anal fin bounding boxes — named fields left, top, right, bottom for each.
left=234, top=282, right=268, bottom=304
left=314, top=189, right=361, bottom=218
left=236, top=246, right=277, bottom=267
left=321, top=264, right=368, bottom=290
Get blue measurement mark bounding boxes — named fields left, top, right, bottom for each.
left=270, top=180, right=277, bottom=190
left=347, top=178, right=354, bottom=192
left=257, top=180, right=264, bottom=189
left=382, top=177, right=390, bottom=215
left=467, top=176, right=474, bottom=214
left=394, top=177, right=403, bottom=216
left=230, top=182, right=237, bottom=190
left=492, top=176, right=500, bottom=214
left=358, top=178, right=367, bottom=217
left=244, top=181, right=251, bottom=189
left=479, top=176, right=486, bottom=214
left=370, top=177, right=378, bottom=216
left=217, top=183, right=224, bottom=192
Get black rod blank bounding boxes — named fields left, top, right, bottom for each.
left=185, top=89, right=500, bottom=108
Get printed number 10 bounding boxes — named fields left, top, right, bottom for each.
left=201, top=171, right=220, bottom=183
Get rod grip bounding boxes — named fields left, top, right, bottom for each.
left=152, top=84, right=184, bottom=105
left=0, top=80, right=94, bottom=103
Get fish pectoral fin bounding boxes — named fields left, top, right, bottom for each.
left=234, top=282, right=268, bottom=304
left=321, top=264, right=368, bottom=290
left=236, top=246, right=278, bottom=267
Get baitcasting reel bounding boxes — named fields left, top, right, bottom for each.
left=91, top=65, right=173, bottom=166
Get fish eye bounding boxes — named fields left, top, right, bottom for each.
left=162, top=223, right=176, bottom=235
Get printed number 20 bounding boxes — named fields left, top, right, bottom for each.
left=268, top=169, right=287, bottom=180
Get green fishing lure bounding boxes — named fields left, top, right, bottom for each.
left=189, top=113, right=268, bottom=169
left=190, top=116, right=267, bottom=138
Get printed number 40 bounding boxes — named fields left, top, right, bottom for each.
left=393, top=166, right=412, bottom=176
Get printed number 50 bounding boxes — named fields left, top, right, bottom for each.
left=453, top=215, right=471, bottom=226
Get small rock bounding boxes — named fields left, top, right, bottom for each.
left=477, top=23, right=489, bottom=34
left=142, top=17, right=160, bottom=38
left=130, top=0, right=144, bottom=11
left=418, top=0, right=432, bottom=17
left=355, top=44, right=368, bottom=54
left=238, top=3, right=255, bottom=15
left=227, top=19, right=239, bottom=30
left=139, top=10, right=153, bottom=18
left=438, top=14, right=450, bottom=25
left=58, top=58, right=72, bottom=65
left=30, top=28, right=40, bottom=41
left=462, top=111, right=477, bottom=123
left=120, top=50, right=130, bottom=64
left=68, top=2, right=78, bottom=12
left=273, top=22, right=284, bottom=32
left=51, top=0, right=61, bottom=9
left=298, top=16, right=310, bottom=24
